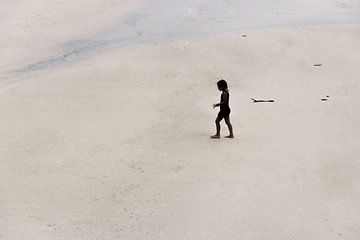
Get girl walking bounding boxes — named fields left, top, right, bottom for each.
left=211, top=79, right=234, bottom=138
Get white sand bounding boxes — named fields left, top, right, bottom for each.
left=1, top=1, right=360, bottom=239
left=0, top=0, right=140, bottom=77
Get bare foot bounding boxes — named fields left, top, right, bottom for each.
left=225, top=135, right=234, bottom=138
left=211, top=135, right=220, bottom=139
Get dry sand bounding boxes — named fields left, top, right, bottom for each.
left=1, top=1, right=360, bottom=239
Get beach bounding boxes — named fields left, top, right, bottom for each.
left=1, top=1, right=360, bottom=239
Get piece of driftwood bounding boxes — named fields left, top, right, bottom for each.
left=251, top=98, right=274, bottom=103
left=314, top=64, right=322, bottom=66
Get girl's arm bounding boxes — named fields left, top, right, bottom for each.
left=212, top=103, right=220, bottom=108
left=212, top=92, right=228, bottom=108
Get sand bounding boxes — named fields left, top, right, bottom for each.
left=1, top=1, right=360, bottom=239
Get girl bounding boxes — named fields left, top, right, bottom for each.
left=211, top=79, right=234, bottom=138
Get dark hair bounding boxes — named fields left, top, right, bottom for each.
left=217, top=79, right=228, bottom=90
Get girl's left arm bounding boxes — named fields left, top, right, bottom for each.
left=212, top=103, right=220, bottom=108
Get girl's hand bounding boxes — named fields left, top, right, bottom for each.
left=212, top=103, right=217, bottom=109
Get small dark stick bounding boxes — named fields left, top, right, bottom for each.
left=251, top=98, right=274, bottom=103
left=314, top=64, right=322, bottom=67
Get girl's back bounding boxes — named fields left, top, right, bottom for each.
left=220, top=90, right=230, bottom=110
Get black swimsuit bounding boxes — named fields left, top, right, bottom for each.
left=218, top=90, right=231, bottom=119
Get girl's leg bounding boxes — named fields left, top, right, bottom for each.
left=211, top=117, right=221, bottom=138
left=224, top=116, right=234, bottom=138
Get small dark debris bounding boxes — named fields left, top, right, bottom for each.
left=314, top=64, right=322, bottom=66
left=321, top=95, right=330, bottom=101
left=251, top=98, right=274, bottom=103
left=242, top=34, right=247, bottom=37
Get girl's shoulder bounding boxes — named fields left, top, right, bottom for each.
left=222, top=90, right=229, bottom=95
